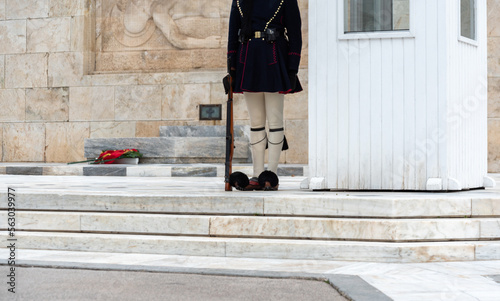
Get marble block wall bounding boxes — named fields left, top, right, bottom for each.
left=393, top=0, right=410, bottom=30
left=0, top=0, right=309, bottom=164
left=94, top=0, right=309, bottom=72
left=2, top=0, right=499, bottom=170
left=489, top=0, right=500, bottom=172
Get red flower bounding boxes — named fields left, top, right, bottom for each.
left=94, top=149, right=140, bottom=164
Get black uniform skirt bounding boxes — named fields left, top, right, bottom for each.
left=233, top=37, right=302, bottom=94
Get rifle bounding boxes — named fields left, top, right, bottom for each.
left=224, top=61, right=235, bottom=191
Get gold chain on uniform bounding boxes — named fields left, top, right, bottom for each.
left=237, top=0, right=244, bottom=17
left=237, top=0, right=285, bottom=31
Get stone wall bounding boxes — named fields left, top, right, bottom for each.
left=0, top=0, right=309, bottom=164
left=489, top=0, right=500, bottom=172
left=2, top=0, right=500, bottom=171
left=393, top=0, right=409, bottom=30
left=95, top=0, right=226, bottom=72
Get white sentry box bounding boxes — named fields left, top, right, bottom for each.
left=307, top=0, right=494, bottom=191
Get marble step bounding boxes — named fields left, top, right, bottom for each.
left=2, top=211, right=500, bottom=242
left=6, top=232, right=500, bottom=263
left=4, top=190, right=499, bottom=218
left=0, top=163, right=306, bottom=177
left=84, top=137, right=251, bottom=164
left=160, top=125, right=249, bottom=138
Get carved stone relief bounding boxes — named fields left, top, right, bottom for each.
left=109, top=0, right=225, bottom=49
left=95, top=0, right=308, bottom=73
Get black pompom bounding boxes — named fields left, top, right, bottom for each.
left=229, top=172, right=249, bottom=190
left=258, top=170, right=279, bottom=188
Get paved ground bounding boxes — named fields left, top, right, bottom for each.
left=0, top=267, right=347, bottom=301
left=1, top=249, right=499, bottom=301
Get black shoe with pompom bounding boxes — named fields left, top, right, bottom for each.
left=229, top=172, right=249, bottom=191
left=258, top=170, right=279, bottom=191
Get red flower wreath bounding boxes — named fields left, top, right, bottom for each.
left=94, top=149, right=142, bottom=164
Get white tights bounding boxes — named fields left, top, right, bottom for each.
left=244, top=92, right=285, bottom=177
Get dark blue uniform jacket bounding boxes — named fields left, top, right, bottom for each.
left=227, top=0, right=303, bottom=94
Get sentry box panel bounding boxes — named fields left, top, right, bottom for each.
left=307, top=0, right=492, bottom=191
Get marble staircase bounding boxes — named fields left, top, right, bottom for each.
left=2, top=175, right=500, bottom=263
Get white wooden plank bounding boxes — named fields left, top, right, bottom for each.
left=474, top=41, right=482, bottom=187
left=414, top=0, right=428, bottom=190
left=463, top=44, right=471, bottom=187
left=348, top=39, right=361, bottom=189
left=370, top=39, right=383, bottom=190
left=359, top=39, right=371, bottom=189
left=403, top=38, right=416, bottom=190
left=454, top=19, right=462, bottom=189
left=425, top=0, right=440, bottom=181
left=380, top=38, right=393, bottom=189
left=326, top=0, right=339, bottom=189
left=474, top=3, right=489, bottom=186
left=460, top=31, right=468, bottom=188
left=473, top=41, right=480, bottom=187
left=392, top=38, right=405, bottom=190
left=462, top=18, right=469, bottom=188
left=448, top=0, right=459, bottom=189
left=337, top=39, right=350, bottom=189
left=308, top=0, right=318, bottom=181
left=458, top=36, right=464, bottom=188
left=437, top=0, right=448, bottom=189
left=450, top=0, right=458, bottom=187
left=466, top=43, right=473, bottom=188
left=315, top=0, right=329, bottom=183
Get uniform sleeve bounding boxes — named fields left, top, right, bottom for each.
left=283, top=0, right=302, bottom=73
left=228, top=0, right=241, bottom=71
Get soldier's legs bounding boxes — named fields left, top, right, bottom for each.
left=244, top=92, right=267, bottom=178
left=264, top=93, right=284, bottom=174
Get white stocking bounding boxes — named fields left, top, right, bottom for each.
left=249, top=128, right=267, bottom=177
left=244, top=92, right=285, bottom=177
left=245, top=93, right=266, bottom=178
left=264, top=93, right=284, bottom=174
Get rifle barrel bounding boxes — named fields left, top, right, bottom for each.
left=224, top=75, right=234, bottom=191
